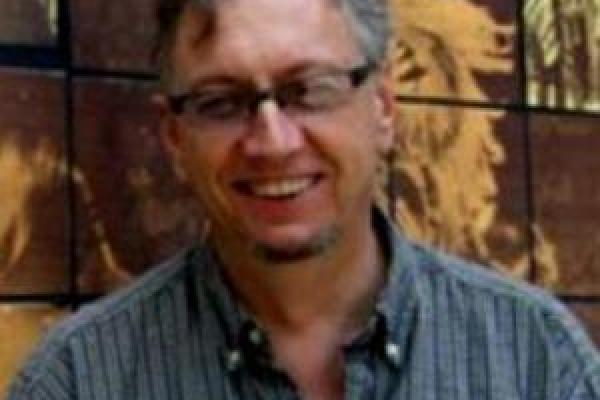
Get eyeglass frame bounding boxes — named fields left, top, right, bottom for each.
left=166, top=61, right=378, bottom=128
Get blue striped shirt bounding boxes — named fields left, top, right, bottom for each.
left=8, top=213, right=600, bottom=399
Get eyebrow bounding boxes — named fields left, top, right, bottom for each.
left=183, top=60, right=357, bottom=89
left=186, top=75, right=251, bottom=89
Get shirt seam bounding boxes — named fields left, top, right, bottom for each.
left=566, top=362, right=600, bottom=399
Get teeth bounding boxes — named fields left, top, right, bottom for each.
left=249, top=178, right=313, bottom=198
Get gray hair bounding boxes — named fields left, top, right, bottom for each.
left=155, top=0, right=391, bottom=86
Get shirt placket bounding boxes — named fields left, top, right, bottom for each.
left=345, top=355, right=375, bottom=400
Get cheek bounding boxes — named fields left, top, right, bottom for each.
left=339, top=119, right=381, bottom=162
left=176, top=139, right=216, bottom=188
left=179, top=137, right=238, bottom=198
left=310, top=107, right=382, bottom=173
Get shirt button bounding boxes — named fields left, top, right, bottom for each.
left=248, top=328, right=263, bottom=346
left=384, top=342, right=401, bottom=366
left=225, top=349, right=243, bottom=371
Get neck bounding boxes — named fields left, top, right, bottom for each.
left=213, top=216, right=385, bottom=336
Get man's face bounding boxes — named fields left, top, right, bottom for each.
left=161, top=0, right=393, bottom=262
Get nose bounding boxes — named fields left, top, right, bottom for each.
left=241, top=99, right=305, bottom=158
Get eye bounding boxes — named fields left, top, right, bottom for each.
left=282, top=75, right=348, bottom=110
left=186, top=92, right=243, bottom=120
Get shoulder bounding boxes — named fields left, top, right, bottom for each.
left=406, top=239, right=600, bottom=395
left=407, top=240, right=576, bottom=331
left=409, top=241, right=573, bottom=322
left=410, top=241, right=560, bottom=306
left=6, top=247, right=200, bottom=399
left=74, top=246, right=195, bottom=325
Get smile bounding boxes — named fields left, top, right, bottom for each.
left=235, top=175, right=322, bottom=199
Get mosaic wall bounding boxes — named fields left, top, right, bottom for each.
left=1, top=0, right=600, bottom=396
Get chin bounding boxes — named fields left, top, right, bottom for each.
left=250, top=225, right=340, bottom=264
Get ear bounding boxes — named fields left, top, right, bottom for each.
left=153, top=93, right=189, bottom=182
left=372, top=63, right=395, bottom=154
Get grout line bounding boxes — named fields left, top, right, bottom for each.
left=394, top=95, right=600, bottom=118
left=516, top=0, right=538, bottom=283
left=57, top=0, right=79, bottom=312
left=0, top=45, right=61, bottom=68
left=0, top=294, right=98, bottom=306
left=559, top=295, right=600, bottom=304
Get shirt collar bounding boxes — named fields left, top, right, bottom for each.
left=371, top=207, right=420, bottom=367
left=191, top=207, right=421, bottom=370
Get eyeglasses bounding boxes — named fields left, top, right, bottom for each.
left=167, top=62, right=376, bottom=131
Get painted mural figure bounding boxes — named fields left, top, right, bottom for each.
left=390, top=0, right=559, bottom=287
left=5, top=0, right=600, bottom=399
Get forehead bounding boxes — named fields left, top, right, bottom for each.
left=170, top=0, right=361, bottom=87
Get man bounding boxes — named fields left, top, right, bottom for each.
left=8, top=0, right=600, bottom=399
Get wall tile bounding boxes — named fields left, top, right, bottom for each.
left=0, top=0, right=57, bottom=45
left=524, top=0, right=600, bottom=111
left=391, top=0, right=520, bottom=104
left=390, top=104, right=533, bottom=280
left=73, top=78, right=201, bottom=293
left=531, top=113, right=600, bottom=295
left=0, top=304, right=68, bottom=398
left=70, top=0, right=156, bottom=72
left=0, top=68, right=69, bottom=294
